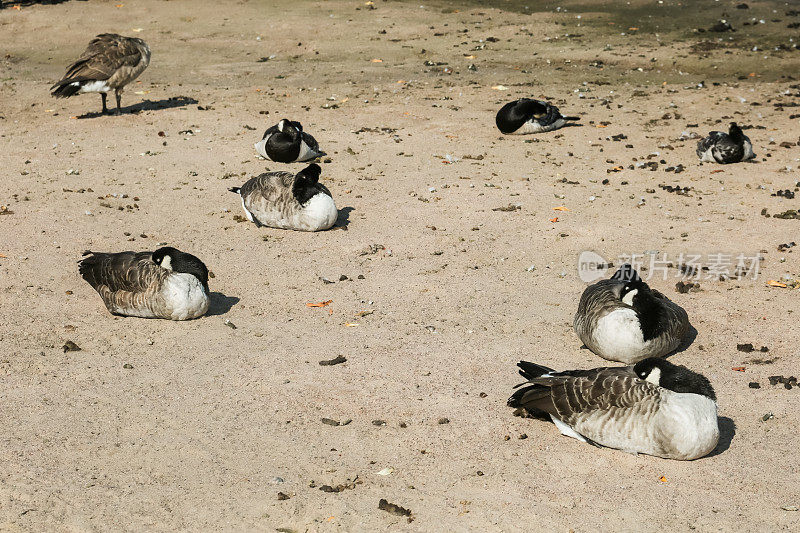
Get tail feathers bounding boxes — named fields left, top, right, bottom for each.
left=562, top=115, right=580, bottom=121
left=507, top=385, right=530, bottom=407
left=228, top=187, right=241, bottom=194
left=78, top=253, right=100, bottom=285
left=517, top=360, right=555, bottom=381
left=51, top=80, right=83, bottom=98
left=507, top=383, right=549, bottom=408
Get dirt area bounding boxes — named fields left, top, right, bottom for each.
left=1, top=0, right=799, bottom=530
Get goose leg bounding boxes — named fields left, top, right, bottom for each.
left=101, top=93, right=108, bottom=114
left=115, top=90, right=122, bottom=114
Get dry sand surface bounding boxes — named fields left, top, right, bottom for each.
left=1, top=0, right=800, bottom=531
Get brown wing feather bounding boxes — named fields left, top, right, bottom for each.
left=239, top=172, right=301, bottom=225
left=53, top=34, right=145, bottom=87
left=573, top=279, right=625, bottom=340
left=79, top=250, right=166, bottom=294
left=516, top=367, right=659, bottom=424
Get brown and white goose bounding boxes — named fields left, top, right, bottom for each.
left=508, top=358, right=720, bottom=460
left=574, top=264, right=690, bottom=364
left=78, top=247, right=209, bottom=320
left=228, top=163, right=337, bottom=232
left=51, top=34, right=151, bottom=114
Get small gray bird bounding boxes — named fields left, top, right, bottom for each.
left=51, top=33, right=151, bottom=114
left=574, top=264, right=689, bottom=364
left=696, top=122, right=755, bottom=164
left=228, top=163, right=337, bottom=232
left=79, top=247, right=209, bottom=320
left=508, top=358, right=720, bottom=460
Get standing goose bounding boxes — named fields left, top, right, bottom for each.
left=51, top=33, right=151, bottom=114
left=574, top=264, right=689, bottom=364
left=78, top=247, right=210, bottom=320
left=496, top=98, right=580, bottom=134
left=507, top=358, right=719, bottom=460
left=696, top=122, right=755, bottom=164
left=228, top=163, right=337, bottom=232
left=254, top=119, right=325, bottom=163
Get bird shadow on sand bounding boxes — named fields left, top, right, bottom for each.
left=206, top=292, right=240, bottom=317
left=1, top=0, right=73, bottom=6
left=706, top=416, right=736, bottom=458
left=76, top=96, right=199, bottom=119
left=332, top=206, right=354, bottom=230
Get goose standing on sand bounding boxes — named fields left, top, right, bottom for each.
left=254, top=119, right=325, bottom=163
left=51, top=34, right=151, bottom=114
left=574, top=264, right=689, bottom=363
left=507, top=358, right=720, bottom=460
left=696, top=122, right=755, bottom=164
left=78, top=247, right=210, bottom=320
left=495, top=98, right=580, bottom=134
left=228, top=163, right=337, bottom=232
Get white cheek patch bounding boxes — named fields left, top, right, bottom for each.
left=160, top=255, right=173, bottom=271
left=278, top=120, right=287, bottom=132
left=622, top=288, right=638, bottom=306
left=645, top=367, right=661, bottom=386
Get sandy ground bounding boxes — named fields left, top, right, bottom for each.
left=1, top=0, right=799, bottom=531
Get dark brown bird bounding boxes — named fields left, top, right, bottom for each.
left=78, top=247, right=209, bottom=320
left=508, top=358, right=719, bottom=460
left=51, top=33, right=151, bottom=114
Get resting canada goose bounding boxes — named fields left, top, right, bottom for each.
left=696, top=122, right=755, bottom=164
left=78, top=247, right=209, bottom=320
left=574, top=264, right=689, bottom=364
left=495, top=98, right=579, bottom=134
left=254, top=119, right=325, bottom=163
left=228, top=163, right=337, bottom=232
left=51, top=33, right=151, bottom=114
left=507, top=358, right=719, bottom=460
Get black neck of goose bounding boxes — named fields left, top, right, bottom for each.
left=729, top=123, right=745, bottom=143
left=631, top=286, right=665, bottom=342
left=292, top=165, right=322, bottom=205
left=172, top=253, right=210, bottom=293
left=663, top=367, right=716, bottom=400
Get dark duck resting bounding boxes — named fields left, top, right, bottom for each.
left=78, top=247, right=209, bottom=320
left=573, top=264, right=690, bottom=364
left=496, top=98, right=579, bottom=134
left=254, top=119, right=325, bottom=163
left=228, top=163, right=337, bottom=232
left=696, top=122, right=755, bottom=164
left=507, top=358, right=719, bottom=460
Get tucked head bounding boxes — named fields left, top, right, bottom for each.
left=291, top=164, right=323, bottom=204
left=277, top=119, right=301, bottom=134
left=728, top=122, right=744, bottom=141
left=633, top=358, right=716, bottom=399
left=611, top=264, right=645, bottom=306
left=297, top=163, right=321, bottom=183
left=153, top=247, right=209, bottom=291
